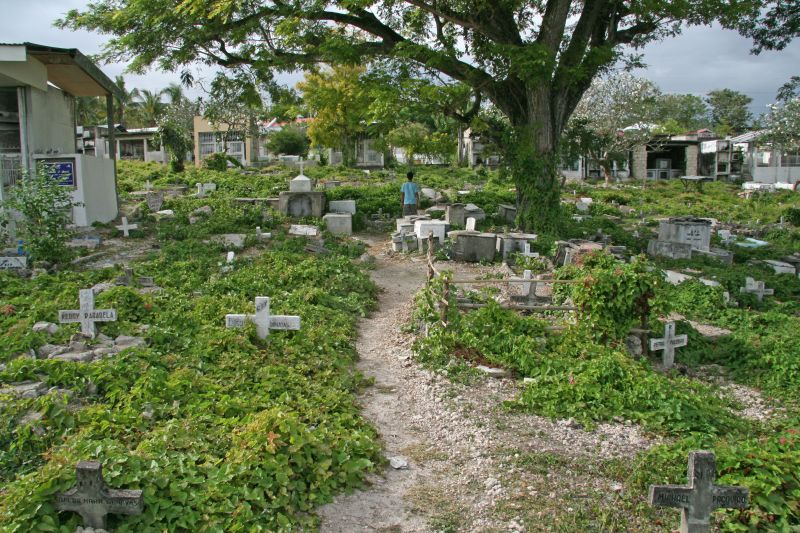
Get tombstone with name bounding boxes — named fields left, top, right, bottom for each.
left=55, top=461, right=144, bottom=529
left=0, top=255, right=27, bottom=269
left=445, top=203, right=466, bottom=227
left=58, top=289, right=117, bottom=338
left=225, top=296, right=301, bottom=339
left=289, top=224, right=319, bottom=236
left=648, top=450, right=748, bottom=533
left=145, top=191, right=164, bottom=212
left=115, top=217, right=138, bottom=237
left=658, top=217, right=711, bottom=252
left=739, top=277, right=773, bottom=301
left=649, top=321, right=688, bottom=369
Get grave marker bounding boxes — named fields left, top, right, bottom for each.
left=225, top=296, right=301, bottom=339
left=256, top=227, right=272, bottom=240
left=115, top=217, right=138, bottom=237
left=401, top=229, right=409, bottom=253
left=649, top=321, right=687, bottom=368
left=521, top=242, right=539, bottom=259
left=465, top=217, right=477, bottom=231
left=0, top=256, right=27, bottom=269
left=648, top=451, right=748, bottom=533
left=146, top=191, right=164, bottom=211
left=55, top=461, right=144, bottom=530
left=739, top=277, right=773, bottom=301
left=58, top=289, right=117, bottom=338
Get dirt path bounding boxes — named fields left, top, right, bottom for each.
left=318, top=237, right=660, bottom=532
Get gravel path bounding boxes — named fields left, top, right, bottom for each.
left=317, top=238, right=661, bottom=532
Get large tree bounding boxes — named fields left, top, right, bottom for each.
left=706, top=89, right=753, bottom=135
left=654, top=93, right=710, bottom=133
left=60, top=0, right=766, bottom=231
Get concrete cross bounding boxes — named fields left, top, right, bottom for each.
left=649, top=321, right=688, bottom=368
left=144, top=180, right=153, bottom=192
left=299, top=159, right=305, bottom=175
left=400, top=229, right=409, bottom=253
left=521, top=242, right=540, bottom=259
left=739, top=277, right=773, bottom=302
left=256, top=227, right=271, bottom=240
left=465, top=217, right=477, bottom=231
left=225, top=296, right=301, bottom=339
left=115, top=217, right=138, bottom=237
left=649, top=451, right=749, bottom=533
left=58, top=289, right=117, bottom=338
left=55, top=461, right=144, bottom=529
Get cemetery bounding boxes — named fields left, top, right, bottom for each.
left=2, top=1, right=800, bottom=530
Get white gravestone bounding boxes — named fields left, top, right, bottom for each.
left=649, top=321, right=688, bottom=369
left=225, top=296, right=301, bottom=339
left=58, top=289, right=117, bottom=338
left=649, top=451, right=748, bottom=533
left=0, top=256, right=27, bottom=269
left=55, top=461, right=144, bottom=529
left=196, top=182, right=217, bottom=197
left=256, top=227, right=272, bottom=240
left=739, top=277, right=773, bottom=301
left=465, top=217, right=477, bottom=231
left=115, top=217, right=138, bottom=237
left=289, top=224, right=318, bottom=236
left=146, top=191, right=164, bottom=211
left=521, top=242, right=540, bottom=259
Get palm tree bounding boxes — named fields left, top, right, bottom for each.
left=113, top=75, right=140, bottom=126
left=135, top=89, right=166, bottom=127
left=163, top=83, right=185, bottom=105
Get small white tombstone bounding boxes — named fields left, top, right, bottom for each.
left=58, top=289, right=117, bottom=338
left=226, top=251, right=235, bottom=264
left=196, top=182, right=217, bottom=197
left=649, top=321, right=688, bottom=369
left=576, top=201, right=590, bottom=212
left=0, top=256, right=27, bottom=269
left=115, top=217, right=138, bottom=237
left=739, top=277, right=773, bottom=301
left=465, top=217, right=477, bottom=232
left=256, top=227, right=272, bottom=240
left=225, top=296, right=301, bottom=339
left=414, top=219, right=448, bottom=244
left=323, top=213, right=352, bottom=236
left=289, top=224, right=319, bottom=236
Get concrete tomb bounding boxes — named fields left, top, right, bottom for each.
left=115, top=217, right=138, bottom=237
left=496, top=233, right=538, bottom=261
left=498, top=204, right=517, bottom=224
left=648, top=451, right=748, bottom=533
left=58, top=289, right=117, bottom=338
left=658, top=217, right=711, bottom=251
left=464, top=203, right=486, bottom=222
left=649, top=321, right=688, bottom=369
left=55, top=461, right=144, bottom=530
left=328, top=200, right=357, bottom=215
left=739, top=277, right=773, bottom=301
left=414, top=219, right=449, bottom=244
left=392, top=229, right=418, bottom=252
left=278, top=172, right=325, bottom=218
left=445, top=203, right=466, bottom=227
left=448, top=231, right=497, bottom=262
left=323, top=213, right=353, bottom=236
left=225, top=296, right=301, bottom=339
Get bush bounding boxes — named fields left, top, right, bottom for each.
left=266, top=125, right=310, bottom=157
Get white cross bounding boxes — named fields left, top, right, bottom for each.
left=225, top=296, right=301, bottom=339
left=196, top=182, right=205, bottom=196
left=739, top=277, right=773, bottom=301
left=115, top=217, right=138, bottom=237
left=465, top=217, right=477, bottom=231
left=256, top=227, right=271, bottom=240
left=144, top=180, right=153, bottom=192
left=521, top=242, right=539, bottom=258
left=58, top=289, right=117, bottom=338
left=649, top=321, right=688, bottom=368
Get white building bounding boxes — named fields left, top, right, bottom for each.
left=729, top=130, right=800, bottom=187
left=0, top=43, right=122, bottom=226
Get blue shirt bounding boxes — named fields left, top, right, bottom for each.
left=401, top=181, right=419, bottom=204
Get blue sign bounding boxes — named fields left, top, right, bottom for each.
left=39, top=159, right=76, bottom=187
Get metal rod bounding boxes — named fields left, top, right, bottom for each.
left=456, top=303, right=577, bottom=311
left=448, top=279, right=584, bottom=285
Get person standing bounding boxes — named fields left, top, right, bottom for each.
left=400, top=171, right=420, bottom=216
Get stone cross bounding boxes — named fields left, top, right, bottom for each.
left=144, top=180, right=153, bottom=192
left=225, top=296, right=301, bottom=339
left=739, top=277, right=773, bottom=302
left=256, top=227, right=271, bottom=240
left=649, top=321, right=688, bottom=368
left=115, top=217, right=138, bottom=237
left=55, top=461, right=144, bottom=529
left=58, top=289, right=117, bottom=338
left=649, top=451, right=749, bottom=533
left=465, top=217, right=477, bottom=231
left=299, top=159, right=305, bottom=175
left=521, top=242, right=539, bottom=259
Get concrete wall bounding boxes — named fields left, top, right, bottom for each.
left=685, top=145, right=699, bottom=176
left=23, top=85, right=74, bottom=163
left=193, top=115, right=253, bottom=167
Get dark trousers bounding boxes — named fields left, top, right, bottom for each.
left=403, top=204, right=418, bottom=216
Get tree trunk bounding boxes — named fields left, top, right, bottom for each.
left=509, top=103, right=563, bottom=233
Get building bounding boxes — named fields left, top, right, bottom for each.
left=0, top=42, right=122, bottom=226
left=193, top=115, right=251, bottom=167
left=328, top=136, right=385, bottom=167
left=78, top=125, right=167, bottom=163
left=729, top=130, right=800, bottom=186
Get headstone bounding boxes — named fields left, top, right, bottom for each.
left=648, top=451, right=748, bottom=533
left=328, top=200, right=356, bottom=215
left=576, top=201, right=590, bottom=212
left=762, top=260, right=796, bottom=275
left=498, top=204, right=517, bottom=224
left=226, top=251, right=235, bottom=264
left=58, top=289, right=117, bottom=338
left=445, top=203, right=466, bottom=227
left=0, top=256, right=27, bottom=269
left=658, top=217, right=712, bottom=252
left=649, top=321, right=688, bottom=369
left=55, top=461, right=144, bottom=529
left=289, top=224, right=318, bottom=236
left=739, top=277, right=773, bottom=301
left=449, top=231, right=497, bottom=262
left=465, top=217, right=477, bottom=232
left=212, top=234, right=246, bottom=249
left=225, top=296, right=301, bottom=339
left=146, top=191, right=164, bottom=211
left=196, top=182, right=217, bottom=197
left=115, top=217, right=138, bottom=237
left=323, top=213, right=353, bottom=235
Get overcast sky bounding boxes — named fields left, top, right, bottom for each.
left=1, top=0, right=798, bottom=116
